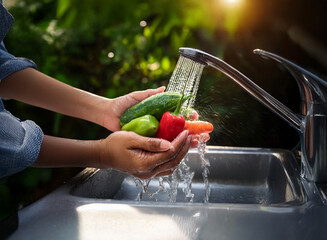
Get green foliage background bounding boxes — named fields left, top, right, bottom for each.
left=1, top=0, right=327, bottom=220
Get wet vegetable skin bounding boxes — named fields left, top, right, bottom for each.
left=184, top=120, right=214, bottom=135
left=120, top=92, right=192, bottom=126
left=155, top=112, right=185, bottom=141
left=121, top=115, right=159, bottom=137
left=181, top=108, right=199, bottom=121
left=155, top=91, right=188, bottom=141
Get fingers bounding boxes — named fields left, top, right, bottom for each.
left=190, top=139, right=198, bottom=149
left=151, top=134, right=192, bottom=177
left=115, top=87, right=165, bottom=121
left=128, top=86, right=165, bottom=103
left=134, top=132, right=192, bottom=179
left=122, top=129, right=208, bottom=179
left=154, top=169, right=175, bottom=177
left=107, top=87, right=165, bottom=132
left=137, top=134, right=192, bottom=179
left=127, top=130, right=190, bottom=178
left=198, top=133, right=210, bottom=142
left=113, top=130, right=191, bottom=179
left=149, top=130, right=189, bottom=166
left=190, top=133, right=210, bottom=149
left=128, top=132, right=172, bottom=152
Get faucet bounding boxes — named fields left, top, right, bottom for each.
left=179, top=47, right=327, bottom=183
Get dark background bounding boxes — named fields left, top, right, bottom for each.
left=1, top=0, right=327, bottom=220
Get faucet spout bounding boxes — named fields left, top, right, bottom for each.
left=179, top=47, right=327, bottom=182
left=179, top=47, right=303, bottom=131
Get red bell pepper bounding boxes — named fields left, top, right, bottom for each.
left=155, top=112, right=185, bottom=141
left=156, top=94, right=187, bottom=141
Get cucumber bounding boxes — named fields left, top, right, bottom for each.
left=120, top=92, right=192, bottom=126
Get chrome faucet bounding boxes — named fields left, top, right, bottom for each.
left=179, top=47, right=327, bottom=182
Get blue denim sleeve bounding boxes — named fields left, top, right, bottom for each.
left=0, top=102, right=44, bottom=178
left=0, top=41, right=37, bottom=81
left=0, top=5, right=43, bottom=177
left=0, top=3, right=37, bottom=80
left=0, top=42, right=43, bottom=178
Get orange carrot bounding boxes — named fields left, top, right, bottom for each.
left=184, top=120, right=214, bottom=135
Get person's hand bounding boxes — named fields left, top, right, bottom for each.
left=98, top=130, right=192, bottom=179
left=190, top=133, right=210, bottom=148
left=184, top=110, right=210, bottom=148
left=102, top=87, right=165, bottom=132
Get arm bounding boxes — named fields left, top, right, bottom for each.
left=0, top=68, right=112, bottom=130
left=0, top=68, right=164, bottom=131
left=0, top=68, right=192, bottom=178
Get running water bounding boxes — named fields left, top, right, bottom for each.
left=179, top=156, right=195, bottom=202
left=133, top=55, right=210, bottom=203
left=198, top=139, right=211, bottom=203
left=166, top=55, right=204, bottom=108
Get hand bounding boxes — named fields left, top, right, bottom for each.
left=102, top=87, right=165, bottom=132
left=190, top=133, right=210, bottom=149
left=99, top=130, right=192, bottom=179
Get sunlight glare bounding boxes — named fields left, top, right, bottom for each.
left=225, top=0, right=241, bottom=4
left=221, top=0, right=243, bottom=8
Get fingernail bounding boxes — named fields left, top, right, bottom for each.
left=160, top=140, right=171, bottom=150
left=157, top=86, right=165, bottom=92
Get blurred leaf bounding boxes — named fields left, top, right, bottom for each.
left=53, top=113, right=62, bottom=135
left=57, top=0, right=70, bottom=18
left=105, top=88, right=117, bottom=98
left=161, top=57, right=170, bottom=71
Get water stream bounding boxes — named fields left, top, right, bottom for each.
left=166, top=55, right=204, bottom=108
left=133, top=54, right=210, bottom=203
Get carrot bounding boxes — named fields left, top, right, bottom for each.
left=184, top=120, right=214, bottom=135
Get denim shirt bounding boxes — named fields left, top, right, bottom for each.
left=0, top=2, right=44, bottom=178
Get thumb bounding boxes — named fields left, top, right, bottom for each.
left=128, top=86, right=165, bottom=103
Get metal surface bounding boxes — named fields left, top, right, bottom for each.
left=71, top=147, right=305, bottom=205
left=8, top=147, right=327, bottom=240
left=179, top=48, right=327, bottom=182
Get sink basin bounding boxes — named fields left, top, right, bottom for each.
left=9, top=146, right=327, bottom=240
left=71, top=146, right=305, bottom=205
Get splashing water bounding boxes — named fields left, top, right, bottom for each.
left=165, top=154, right=196, bottom=203
left=167, top=170, right=179, bottom=203
left=133, top=178, right=151, bottom=201
left=133, top=141, right=210, bottom=203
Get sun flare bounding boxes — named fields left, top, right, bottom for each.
left=225, top=0, right=241, bottom=4
left=222, top=0, right=243, bottom=7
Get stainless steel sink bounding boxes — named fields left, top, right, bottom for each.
left=9, top=147, right=327, bottom=240
left=71, top=147, right=305, bottom=205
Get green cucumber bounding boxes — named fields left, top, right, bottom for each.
left=120, top=92, right=193, bottom=126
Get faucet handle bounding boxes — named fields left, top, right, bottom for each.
left=254, top=49, right=327, bottom=182
left=253, top=49, right=327, bottom=115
